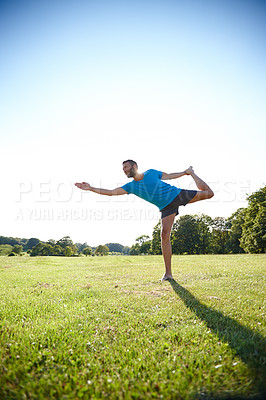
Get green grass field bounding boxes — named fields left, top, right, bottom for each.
left=0, top=255, right=265, bottom=400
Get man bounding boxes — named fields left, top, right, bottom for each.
left=75, top=160, right=214, bottom=281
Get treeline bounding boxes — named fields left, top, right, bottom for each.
left=1, top=185, right=265, bottom=257
left=0, top=236, right=130, bottom=257
left=131, top=214, right=239, bottom=255
left=130, top=185, right=265, bottom=255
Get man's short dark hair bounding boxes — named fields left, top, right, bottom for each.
left=122, top=159, right=138, bottom=168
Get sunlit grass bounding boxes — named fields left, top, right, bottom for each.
left=0, top=255, right=265, bottom=399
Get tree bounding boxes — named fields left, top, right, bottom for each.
left=240, top=186, right=266, bottom=253
left=31, top=242, right=44, bottom=256
left=30, top=242, right=64, bottom=256
left=227, top=208, right=245, bottom=253
left=56, top=236, right=77, bottom=254
left=135, top=235, right=151, bottom=254
left=0, top=236, right=21, bottom=246
left=0, top=244, right=13, bottom=256
left=25, top=238, right=40, bottom=250
left=210, top=217, right=230, bottom=254
left=41, top=244, right=53, bottom=256
left=105, top=243, right=124, bottom=253
left=83, top=247, right=92, bottom=256
left=129, top=235, right=151, bottom=255
left=30, top=243, right=53, bottom=256
left=140, top=240, right=151, bottom=254
left=195, top=214, right=213, bottom=254
left=76, top=242, right=89, bottom=254
left=53, top=245, right=63, bottom=256
left=129, top=243, right=141, bottom=255
left=12, top=245, right=23, bottom=255
left=47, top=239, right=56, bottom=246
left=95, top=245, right=109, bottom=256
left=64, top=246, right=73, bottom=257
left=122, top=246, right=130, bottom=255
left=171, top=215, right=200, bottom=254
left=151, top=221, right=162, bottom=255
left=135, top=235, right=150, bottom=245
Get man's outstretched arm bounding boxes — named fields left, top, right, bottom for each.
left=75, top=182, right=127, bottom=196
left=161, top=167, right=192, bottom=180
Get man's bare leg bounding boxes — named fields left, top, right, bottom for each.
left=161, top=213, right=176, bottom=281
left=160, top=167, right=213, bottom=281
left=185, top=166, right=214, bottom=202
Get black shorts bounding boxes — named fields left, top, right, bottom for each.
left=160, top=189, right=197, bottom=219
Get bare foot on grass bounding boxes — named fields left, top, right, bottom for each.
left=160, top=274, right=174, bottom=281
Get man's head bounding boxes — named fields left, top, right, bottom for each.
left=122, top=159, right=138, bottom=178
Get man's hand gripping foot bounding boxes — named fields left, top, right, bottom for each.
left=185, top=166, right=194, bottom=175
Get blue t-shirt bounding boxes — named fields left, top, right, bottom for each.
left=121, top=169, right=182, bottom=210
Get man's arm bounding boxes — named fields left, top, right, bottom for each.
left=161, top=167, right=192, bottom=180
left=75, top=182, right=127, bottom=196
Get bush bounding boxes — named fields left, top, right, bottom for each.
left=83, top=247, right=92, bottom=256
left=0, top=244, right=13, bottom=256
left=8, top=252, right=16, bottom=256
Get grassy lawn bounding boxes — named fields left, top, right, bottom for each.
left=0, top=254, right=265, bottom=399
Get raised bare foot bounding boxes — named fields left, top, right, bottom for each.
left=160, top=274, right=174, bottom=281
left=185, top=166, right=194, bottom=175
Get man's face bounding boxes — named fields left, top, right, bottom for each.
left=123, top=162, right=136, bottom=178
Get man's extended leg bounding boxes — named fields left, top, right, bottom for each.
left=161, top=213, right=176, bottom=281
left=186, top=167, right=214, bottom=203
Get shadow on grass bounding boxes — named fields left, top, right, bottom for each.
left=169, top=279, right=266, bottom=396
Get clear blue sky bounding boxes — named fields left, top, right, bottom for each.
left=1, top=0, right=265, bottom=246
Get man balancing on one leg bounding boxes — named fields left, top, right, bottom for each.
left=75, top=160, right=214, bottom=281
